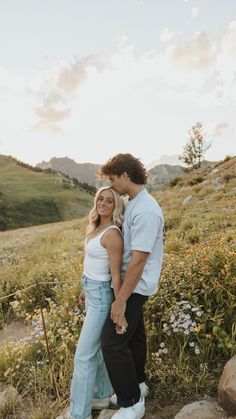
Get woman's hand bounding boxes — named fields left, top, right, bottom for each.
left=79, top=291, right=85, bottom=305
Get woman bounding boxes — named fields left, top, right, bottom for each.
left=66, top=186, right=125, bottom=419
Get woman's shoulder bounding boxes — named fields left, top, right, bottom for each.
left=102, top=225, right=122, bottom=236
left=101, top=225, right=123, bottom=240
left=101, top=226, right=123, bottom=250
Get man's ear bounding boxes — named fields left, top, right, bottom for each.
left=123, top=172, right=129, bottom=180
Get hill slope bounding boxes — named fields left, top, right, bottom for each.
left=36, top=156, right=103, bottom=187
left=0, top=155, right=94, bottom=231
left=147, top=164, right=186, bottom=189
left=154, top=155, right=236, bottom=249
left=36, top=156, right=189, bottom=189
left=0, top=156, right=235, bottom=418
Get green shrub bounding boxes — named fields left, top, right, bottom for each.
left=0, top=199, right=62, bottom=231
left=180, top=219, right=194, bottom=231
left=185, top=227, right=202, bottom=244
left=0, top=286, right=84, bottom=399
left=223, top=155, right=232, bottom=163
left=0, top=388, right=21, bottom=419
left=164, top=239, right=182, bottom=253
left=187, top=176, right=205, bottom=186
left=169, top=177, right=182, bottom=187
left=164, top=212, right=182, bottom=231
left=223, top=173, right=236, bottom=183
left=145, top=237, right=236, bottom=401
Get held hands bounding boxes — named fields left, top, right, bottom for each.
left=110, top=299, right=128, bottom=335
left=115, top=319, right=128, bottom=335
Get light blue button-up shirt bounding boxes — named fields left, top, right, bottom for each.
left=122, top=189, right=164, bottom=296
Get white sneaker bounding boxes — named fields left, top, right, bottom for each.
left=56, top=408, right=92, bottom=419
left=56, top=409, right=74, bottom=419
left=92, top=396, right=110, bottom=410
left=139, top=382, right=150, bottom=398
left=110, top=382, right=149, bottom=406
left=112, top=397, right=145, bottom=418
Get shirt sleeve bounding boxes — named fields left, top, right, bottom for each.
left=130, top=211, right=161, bottom=253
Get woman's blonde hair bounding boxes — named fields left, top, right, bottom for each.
left=86, top=186, right=124, bottom=238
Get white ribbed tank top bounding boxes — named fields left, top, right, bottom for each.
left=83, top=225, right=122, bottom=281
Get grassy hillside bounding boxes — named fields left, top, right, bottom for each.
left=0, top=156, right=235, bottom=418
left=155, top=155, right=236, bottom=250
left=0, top=155, right=94, bottom=231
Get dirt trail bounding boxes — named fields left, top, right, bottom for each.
left=0, top=321, right=33, bottom=348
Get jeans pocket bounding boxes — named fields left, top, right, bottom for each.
left=100, top=288, right=114, bottom=312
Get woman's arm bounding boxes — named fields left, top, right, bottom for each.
left=102, top=229, right=123, bottom=298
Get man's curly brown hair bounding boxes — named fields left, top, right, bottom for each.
left=100, top=153, right=148, bottom=185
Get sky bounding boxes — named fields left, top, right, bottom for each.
left=0, top=0, right=236, bottom=168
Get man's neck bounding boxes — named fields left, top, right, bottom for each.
left=128, top=184, right=144, bottom=200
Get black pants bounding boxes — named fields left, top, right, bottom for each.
left=101, top=293, right=148, bottom=407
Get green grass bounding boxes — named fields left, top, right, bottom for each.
left=0, top=157, right=94, bottom=230
left=0, top=155, right=235, bottom=417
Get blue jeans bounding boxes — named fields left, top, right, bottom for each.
left=70, top=275, right=114, bottom=419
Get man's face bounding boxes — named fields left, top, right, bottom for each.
left=109, top=174, right=127, bottom=195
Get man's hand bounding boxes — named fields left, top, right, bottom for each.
left=110, top=299, right=127, bottom=327
left=79, top=291, right=85, bottom=305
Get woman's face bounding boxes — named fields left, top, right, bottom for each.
left=96, top=189, right=115, bottom=219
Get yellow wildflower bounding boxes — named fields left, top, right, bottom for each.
left=194, top=324, right=202, bottom=333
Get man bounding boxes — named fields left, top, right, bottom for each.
left=100, top=153, right=164, bottom=419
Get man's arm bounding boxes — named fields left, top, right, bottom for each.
left=110, top=250, right=149, bottom=326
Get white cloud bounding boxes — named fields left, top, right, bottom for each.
left=29, top=55, right=105, bottom=134
left=15, top=26, right=234, bottom=142
left=192, top=7, right=199, bottom=18
left=168, top=32, right=217, bottom=72
left=32, top=105, right=71, bottom=135
left=2, top=22, right=236, bottom=166
left=213, top=19, right=236, bottom=101
left=212, top=122, right=229, bottom=137
left=221, top=19, right=236, bottom=57
left=27, top=31, right=224, bottom=137
left=160, top=28, right=178, bottom=43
